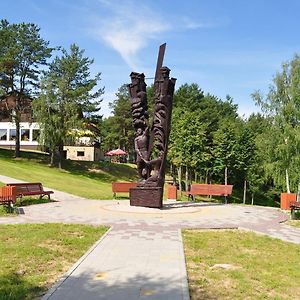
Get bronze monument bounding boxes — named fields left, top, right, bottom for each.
left=128, top=44, right=176, bottom=208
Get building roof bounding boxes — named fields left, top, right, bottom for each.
left=0, top=96, right=32, bottom=122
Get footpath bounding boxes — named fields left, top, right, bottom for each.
left=0, top=175, right=300, bottom=299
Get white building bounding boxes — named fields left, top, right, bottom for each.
left=0, top=96, right=103, bottom=160
left=0, top=122, right=40, bottom=150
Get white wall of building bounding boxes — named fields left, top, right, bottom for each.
left=0, top=122, right=40, bottom=147
left=63, top=146, right=102, bottom=161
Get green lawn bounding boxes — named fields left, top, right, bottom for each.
left=0, top=223, right=108, bottom=300
left=286, top=220, right=300, bottom=228
left=183, top=229, right=300, bottom=300
left=0, top=149, right=137, bottom=199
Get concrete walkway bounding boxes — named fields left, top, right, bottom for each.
left=1, top=175, right=300, bottom=299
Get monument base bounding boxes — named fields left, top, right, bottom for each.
left=129, top=187, right=163, bottom=208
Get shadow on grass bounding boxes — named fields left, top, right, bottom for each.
left=0, top=148, right=50, bottom=164
left=229, top=188, right=280, bottom=208
left=113, top=195, right=130, bottom=200
left=0, top=197, right=57, bottom=216
left=16, top=197, right=57, bottom=207
left=61, top=159, right=138, bottom=183
left=0, top=272, right=45, bottom=300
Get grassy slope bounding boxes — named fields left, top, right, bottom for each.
left=0, top=149, right=138, bottom=199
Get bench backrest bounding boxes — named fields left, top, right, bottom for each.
left=6, top=183, right=44, bottom=194
left=112, top=182, right=137, bottom=193
left=290, top=201, right=300, bottom=208
left=190, top=184, right=233, bottom=196
left=0, top=186, right=17, bottom=203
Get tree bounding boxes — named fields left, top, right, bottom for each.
left=252, top=54, right=300, bottom=193
left=101, top=84, right=135, bottom=155
left=235, top=125, right=256, bottom=203
left=0, top=19, right=54, bottom=157
left=168, top=108, right=207, bottom=193
left=244, top=114, right=272, bottom=203
left=33, top=44, right=103, bottom=167
left=212, top=118, right=239, bottom=185
left=173, top=83, right=204, bottom=111
left=169, top=83, right=239, bottom=190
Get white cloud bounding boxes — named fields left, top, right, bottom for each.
left=91, top=0, right=171, bottom=70
left=181, top=16, right=218, bottom=30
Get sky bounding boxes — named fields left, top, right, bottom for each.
left=2, top=0, right=300, bottom=118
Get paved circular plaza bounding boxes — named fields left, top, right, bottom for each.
left=1, top=175, right=300, bottom=300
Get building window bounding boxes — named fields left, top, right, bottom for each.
left=0, top=129, right=7, bottom=141
left=32, top=129, right=40, bottom=141
left=77, top=151, right=85, bottom=157
left=21, top=129, right=30, bottom=141
left=9, top=129, right=17, bottom=141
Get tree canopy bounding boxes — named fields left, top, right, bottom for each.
left=0, top=19, right=54, bottom=157
left=33, top=44, right=104, bottom=167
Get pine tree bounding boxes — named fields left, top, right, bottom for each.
left=33, top=44, right=103, bottom=167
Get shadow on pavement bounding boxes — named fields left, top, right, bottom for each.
left=42, top=271, right=198, bottom=300
left=162, top=201, right=224, bottom=210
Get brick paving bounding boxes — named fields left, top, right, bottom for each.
left=1, top=175, right=300, bottom=299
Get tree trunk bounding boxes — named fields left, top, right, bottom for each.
left=172, top=164, right=176, bottom=185
left=58, top=143, right=64, bottom=169
left=195, top=171, right=197, bottom=183
left=15, top=117, right=21, bottom=158
left=185, top=166, right=189, bottom=191
left=50, top=151, right=55, bottom=166
left=251, top=193, right=254, bottom=205
left=286, top=169, right=290, bottom=193
left=224, top=166, right=228, bottom=185
left=177, top=166, right=182, bottom=196
left=205, top=170, right=209, bottom=184
left=243, top=180, right=247, bottom=204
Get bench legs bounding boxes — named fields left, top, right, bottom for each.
left=291, top=207, right=296, bottom=220
left=8, top=202, right=14, bottom=213
left=39, top=194, right=51, bottom=200
left=188, top=194, right=195, bottom=202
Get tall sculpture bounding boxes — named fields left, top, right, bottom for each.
left=128, top=44, right=176, bottom=208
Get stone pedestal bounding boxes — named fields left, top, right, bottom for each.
left=130, top=187, right=163, bottom=208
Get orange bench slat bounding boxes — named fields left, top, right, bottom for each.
left=188, top=184, right=233, bottom=196
left=112, top=182, right=137, bottom=193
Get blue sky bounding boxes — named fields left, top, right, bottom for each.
left=2, top=0, right=300, bottom=118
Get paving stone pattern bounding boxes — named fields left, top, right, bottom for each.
left=0, top=175, right=299, bottom=299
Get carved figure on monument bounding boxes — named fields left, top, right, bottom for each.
left=144, top=66, right=176, bottom=187
left=128, top=44, right=176, bottom=208
left=128, top=72, right=151, bottom=183
left=128, top=72, right=148, bottom=130
left=134, top=126, right=150, bottom=182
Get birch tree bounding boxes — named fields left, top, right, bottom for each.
left=252, top=55, right=300, bottom=193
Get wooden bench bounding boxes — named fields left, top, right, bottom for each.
left=6, top=183, right=54, bottom=200
left=112, top=182, right=137, bottom=198
left=290, top=201, right=300, bottom=219
left=0, top=186, right=17, bottom=209
left=186, top=184, right=233, bottom=203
